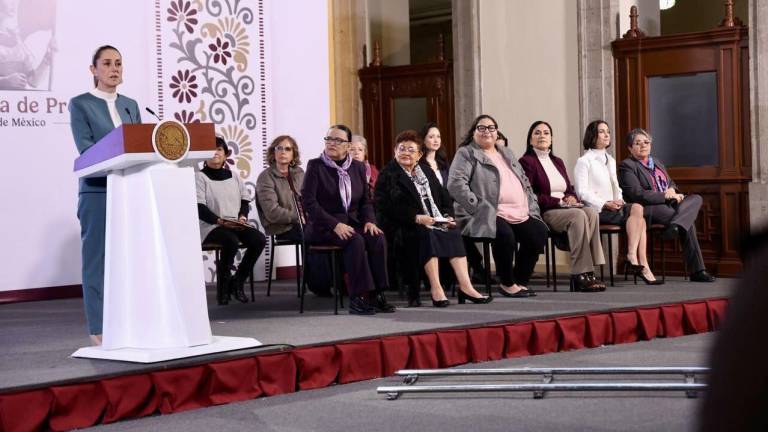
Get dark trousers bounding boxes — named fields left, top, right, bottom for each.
left=644, top=194, right=705, bottom=273
left=205, top=226, right=267, bottom=283
left=77, top=192, right=106, bottom=335
left=276, top=223, right=303, bottom=243
left=491, top=217, right=548, bottom=286
left=309, top=227, right=388, bottom=296
left=463, top=236, right=485, bottom=274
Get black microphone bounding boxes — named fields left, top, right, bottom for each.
left=145, top=107, right=162, bottom=122
left=123, top=107, right=135, bottom=124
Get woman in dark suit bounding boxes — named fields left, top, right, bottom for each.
left=519, top=121, right=606, bottom=292
left=69, top=45, right=141, bottom=345
left=375, top=130, right=491, bottom=307
left=618, top=128, right=715, bottom=282
left=301, top=124, right=395, bottom=315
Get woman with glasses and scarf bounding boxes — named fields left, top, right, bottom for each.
left=618, top=128, right=715, bottom=283
left=301, top=124, right=395, bottom=315
left=375, top=130, right=492, bottom=307
left=447, top=114, right=547, bottom=299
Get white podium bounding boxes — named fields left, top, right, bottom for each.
left=71, top=122, right=261, bottom=363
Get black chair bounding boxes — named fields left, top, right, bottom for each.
left=544, top=230, right=570, bottom=291
left=253, top=194, right=304, bottom=298
left=599, top=224, right=623, bottom=287
left=201, top=242, right=256, bottom=302
left=466, top=237, right=494, bottom=298
left=300, top=245, right=345, bottom=314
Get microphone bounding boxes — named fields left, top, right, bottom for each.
left=145, top=107, right=162, bottom=122
left=123, top=107, right=135, bottom=124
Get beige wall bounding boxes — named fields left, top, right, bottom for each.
left=479, top=0, right=580, bottom=168
left=367, top=0, right=410, bottom=65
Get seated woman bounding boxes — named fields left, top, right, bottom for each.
left=447, top=114, right=547, bottom=298
left=302, top=124, right=395, bottom=315
left=197, top=137, right=267, bottom=305
left=574, top=120, right=661, bottom=284
left=618, top=128, right=716, bottom=282
left=375, top=130, right=491, bottom=307
left=349, top=134, right=378, bottom=198
left=519, top=121, right=606, bottom=292
left=256, top=135, right=304, bottom=242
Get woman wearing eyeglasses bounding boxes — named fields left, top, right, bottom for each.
left=447, top=114, right=547, bottom=298
left=375, top=130, right=492, bottom=307
left=519, top=121, right=606, bottom=292
left=256, top=135, right=305, bottom=243
left=301, top=124, right=395, bottom=315
left=618, top=128, right=715, bottom=283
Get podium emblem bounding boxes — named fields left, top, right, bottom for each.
left=152, top=120, right=190, bottom=162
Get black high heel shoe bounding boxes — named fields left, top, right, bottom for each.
left=635, top=267, right=664, bottom=285
left=457, top=290, right=493, bottom=304
left=431, top=297, right=450, bottom=308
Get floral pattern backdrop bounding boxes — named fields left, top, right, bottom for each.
left=159, top=0, right=269, bottom=283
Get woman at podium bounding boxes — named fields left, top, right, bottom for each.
left=197, top=137, right=267, bottom=305
left=68, top=45, right=141, bottom=345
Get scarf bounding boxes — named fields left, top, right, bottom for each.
left=639, top=156, right=668, bottom=192
left=320, top=151, right=353, bottom=211
left=409, top=165, right=443, bottom=219
left=364, top=161, right=372, bottom=183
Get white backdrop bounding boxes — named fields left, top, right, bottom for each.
left=0, top=0, right=330, bottom=292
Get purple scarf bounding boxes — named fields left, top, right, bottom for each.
left=319, top=151, right=353, bottom=211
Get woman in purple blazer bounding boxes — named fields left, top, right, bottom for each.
left=519, top=121, right=606, bottom=292
left=301, top=124, right=395, bottom=315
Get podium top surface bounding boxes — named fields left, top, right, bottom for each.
left=74, top=123, right=216, bottom=177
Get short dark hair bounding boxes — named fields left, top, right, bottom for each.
left=625, top=128, right=651, bottom=147
left=582, top=120, right=610, bottom=150
left=215, top=136, right=232, bottom=156
left=524, top=120, right=554, bottom=156
left=418, top=121, right=448, bottom=169
left=459, top=114, right=498, bottom=147
left=394, top=129, right=421, bottom=151
left=329, top=124, right=352, bottom=142
left=266, top=135, right=301, bottom=167
left=91, top=45, right=120, bottom=87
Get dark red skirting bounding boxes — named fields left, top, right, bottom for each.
left=0, top=298, right=728, bottom=432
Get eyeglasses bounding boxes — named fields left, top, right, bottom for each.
left=324, top=136, right=349, bottom=145
left=274, top=145, right=293, bottom=152
left=396, top=146, right=420, bottom=154
left=476, top=125, right=497, bottom=133
left=633, top=140, right=651, bottom=147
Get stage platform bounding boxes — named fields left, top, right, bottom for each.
left=0, top=276, right=732, bottom=393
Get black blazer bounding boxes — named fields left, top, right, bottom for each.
left=374, top=159, right=453, bottom=238
left=618, top=156, right=678, bottom=206
left=301, top=157, right=375, bottom=241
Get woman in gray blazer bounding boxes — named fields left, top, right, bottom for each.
left=447, top=115, right=547, bottom=298
left=69, top=45, right=141, bottom=345
left=256, top=135, right=305, bottom=242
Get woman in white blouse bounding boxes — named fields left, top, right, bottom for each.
left=573, top=120, right=659, bottom=284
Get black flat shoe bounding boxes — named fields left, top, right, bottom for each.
left=373, top=292, right=396, bottom=313
left=228, top=278, right=250, bottom=303
left=690, top=270, right=716, bottom=283
left=431, top=297, right=450, bottom=308
left=522, top=288, right=537, bottom=297
left=457, top=290, right=493, bottom=304
left=349, top=296, right=376, bottom=315
left=497, top=287, right=529, bottom=298
left=571, top=273, right=601, bottom=292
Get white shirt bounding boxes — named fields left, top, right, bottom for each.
left=573, top=148, right=622, bottom=212
left=534, top=148, right=567, bottom=200
left=90, top=88, right=122, bottom=128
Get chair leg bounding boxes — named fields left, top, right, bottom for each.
left=482, top=241, right=492, bottom=297
left=295, top=244, right=302, bottom=298
left=267, top=237, right=275, bottom=297
left=661, top=236, right=666, bottom=283
left=551, top=238, right=558, bottom=292
left=608, top=233, right=615, bottom=287
left=299, top=246, right=308, bottom=314
left=545, top=237, right=551, bottom=288
left=330, top=252, right=338, bottom=315
left=250, top=267, right=255, bottom=302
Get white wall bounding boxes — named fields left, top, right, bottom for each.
left=478, top=0, right=580, bottom=167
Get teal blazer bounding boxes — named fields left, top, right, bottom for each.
left=69, top=92, right=141, bottom=193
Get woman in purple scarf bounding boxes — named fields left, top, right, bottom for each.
left=302, top=124, right=395, bottom=315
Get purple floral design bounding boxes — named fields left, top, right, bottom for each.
left=208, top=37, right=232, bottom=65
left=173, top=109, right=200, bottom=123
left=169, top=70, right=198, bottom=103
left=167, top=0, right=198, bottom=33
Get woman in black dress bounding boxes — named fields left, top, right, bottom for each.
left=375, top=130, right=491, bottom=307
